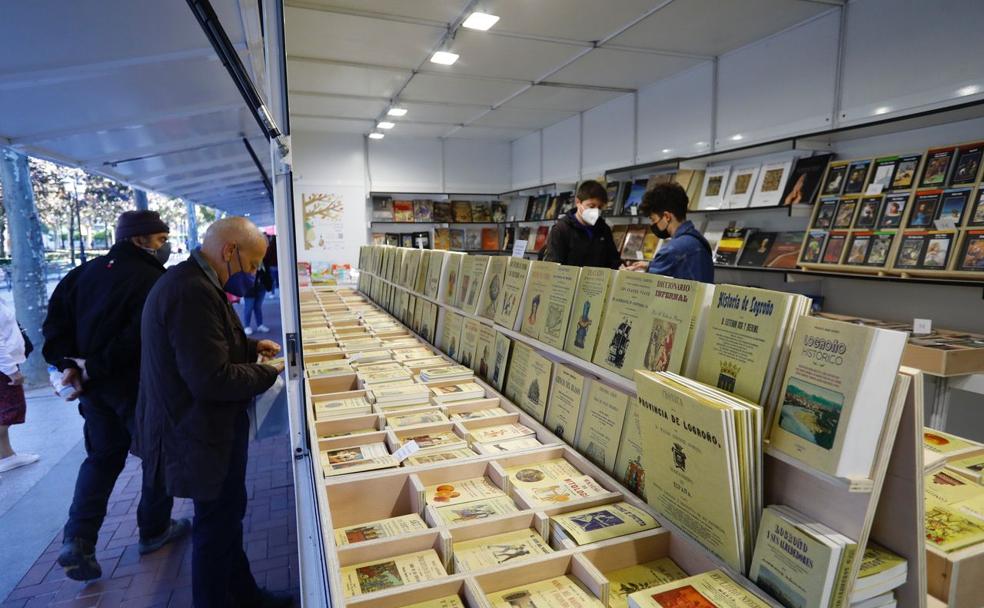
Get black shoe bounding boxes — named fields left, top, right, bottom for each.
left=137, top=518, right=191, bottom=555
left=57, top=538, right=102, bottom=581
left=250, top=588, right=294, bottom=608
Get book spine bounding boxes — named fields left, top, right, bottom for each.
left=829, top=543, right=858, bottom=608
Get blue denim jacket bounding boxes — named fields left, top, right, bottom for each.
left=647, top=220, right=715, bottom=283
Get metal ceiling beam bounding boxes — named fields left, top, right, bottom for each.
left=83, top=132, right=245, bottom=167
left=180, top=181, right=266, bottom=198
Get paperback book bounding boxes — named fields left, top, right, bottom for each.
left=550, top=501, right=659, bottom=545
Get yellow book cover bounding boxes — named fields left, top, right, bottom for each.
left=520, top=261, right=559, bottom=340
left=458, top=255, right=490, bottom=314
left=414, top=249, right=432, bottom=294
left=504, top=341, right=554, bottom=421
left=333, top=513, right=428, bottom=546
left=923, top=428, right=981, bottom=455
left=516, top=474, right=608, bottom=508
left=425, top=250, right=447, bottom=299
left=486, top=575, right=604, bottom=608
left=321, top=443, right=398, bottom=476
left=925, top=469, right=982, bottom=505
left=340, top=549, right=447, bottom=597
left=452, top=528, right=553, bottom=572
left=635, top=371, right=745, bottom=571
left=543, top=364, right=586, bottom=445
left=856, top=542, right=906, bottom=580
left=478, top=255, right=509, bottom=319
left=628, top=569, right=772, bottom=608
left=494, top=257, right=532, bottom=329
left=424, top=476, right=506, bottom=507
left=925, top=496, right=984, bottom=552
left=441, top=312, right=465, bottom=361
left=489, top=331, right=513, bottom=391
left=551, top=501, right=659, bottom=545
left=444, top=253, right=463, bottom=306
left=576, top=382, right=631, bottom=473
left=458, top=318, right=482, bottom=368
left=404, top=596, right=465, bottom=608
left=592, top=272, right=699, bottom=380
left=564, top=267, right=614, bottom=362
left=404, top=447, right=477, bottom=466
left=695, top=284, right=794, bottom=404
left=503, top=458, right=584, bottom=492
left=949, top=453, right=984, bottom=483
left=449, top=408, right=507, bottom=421
left=434, top=496, right=519, bottom=526
left=540, top=264, right=582, bottom=349
left=473, top=324, right=498, bottom=379
left=613, top=397, right=648, bottom=499
left=606, top=558, right=688, bottom=608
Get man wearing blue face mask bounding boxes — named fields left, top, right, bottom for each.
left=135, top=216, right=290, bottom=608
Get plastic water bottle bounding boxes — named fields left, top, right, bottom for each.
left=48, top=365, right=75, bottom=400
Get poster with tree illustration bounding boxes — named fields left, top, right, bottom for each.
left=302, top=190, right=345, bottom=250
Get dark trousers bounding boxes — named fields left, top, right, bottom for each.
left=64, top=395, right=173, bottom=544
left=191, top=420, right=259, bottom=608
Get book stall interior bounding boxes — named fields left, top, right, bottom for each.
left=280, top=2, right=984, bottom=607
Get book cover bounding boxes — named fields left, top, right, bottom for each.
left=493, top=257, right=531, bottom=329
left=412, top=231, right=430, bottom=249
left=462, top=255, right=491, bottom=313
left=605, top=181, right=622, bottom=215
left=490, top=331, right=512, bottom=392
left=393, top=200, right=414, bottom=222
left=821, top=232, right=847, bottom=264
left=623, top=180, right=648, bottom=215
left=486, top=576, right=604, bottom=608
left=821, top=161, right=850, bottom=197
left=878, top=193, right=908, bottom=228
left=957, top=230, right=984, bottom=271
left=845, top=233, right=872, bottom=265
left=782, top=154, right=834, bottom=206
left=908, top=191, right=941, bottom=228
left=629, top=570, right=772, bottom=608
left=475, top=436, right=543, bottom=455
left=698, top=166, right=731, bottom=209
left=606, top=558, right=687, bottom=608
left=812, top=198, right=839, bottom=229
left=951, top=142, right=983, bottom=186
left=481, top=228, right=498, bottom=250
left=613, top=397, right=647, bottom=499
left=424, top=476, right=505, bottom=507
left=540, top=265, right=581, bottom=350
left=502, top=458, right=583, bottom=492
left=891, top=154, right=921, bottom=190
left=937, top=188, right=971, bottom=225
left=532, top=226, right=550, bottom=252
left=894, top=232, right=927, bottom=269
left=399, top=233, right=414, bottom=247
left=476, top=256, right=508, bottom=320
left=471, top=201, right=491, bottom=222
left=387, top=410, right=450, bottom=428
left=464, top=228, right=482, bottom=250
left=842, top=159, right=872, bottom=195
left=413, top=200, right=434, bottom=222
left=502, top=226, right=514, bottom=251
left=450, top=229, right=465, bottom=250
left=372, top=198, right=395, bottom=222
left=563, top=267, right=614, bottom=362
left=334, top=513, right=428, bottom=546
left=833, top=199, right=857, bottom=228
left=452, top=529, right=552, bottom=572
left=575, top=382, right=631, bottom=472
left=919, top=231, right=955, bottom=270
left=321, top=443, right=397, bottom=476
left=517, top=226, right=532, bottom=243
left=492, top=201, right=508, bottom=222
left=726, top=165, right=760, bottom=208
left=473, top=327, right=497, bottom=382
left=750, top=160, right=793, bottom=207
left=519, top=261, right=558, bottom=341
left=424, top=251, right=447, bottom=298
left=868, top=157, right=898, bottom=194
left=737, top=231, right=778, bottom=267
left=621, top=225, right=647, bottom=260
left=551, top=501, right=659, bottom=546
left=863, top=232, right=894, bottom=267
left=920, top=147, right=956, bottom=188
left=452, top=200, right=473, bottom=222
left=340, top=549, right=446, bottom=597
left=611, top=224, right=630, bottom=252
left=854, top=196, right=882, bottom=229
left=643, top=232, right=660, bottom=259
left=514, top=474, right=607, bottom=508
left=556, top=191, right=575, bottom=217
left=433, top=201, right=452, bottom=223
left=800, top=231, right=827, bottom=264
left=455, top=320, right=482, bottom=369
left=714, top=227, right=751, bottom=265
left=503, top=341, right=553, bottom=421
left=434, top=495, right=520, bottom=526
left=764, top=232, right=806, bottom=269
left=543, top=195, right=560, bottom=220
left=543, top=364, right=586, bottom=444
left=469, top=422, right=534, bottom=444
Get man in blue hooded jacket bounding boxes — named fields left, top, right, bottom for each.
left=627, top=183, right=714, bottom=283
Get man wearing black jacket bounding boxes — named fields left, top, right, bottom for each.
left=43, top=210, right=188, bottom=581
left=542, top=180, right=621, bottom=269
left=135, top=217, right=289, bottom=608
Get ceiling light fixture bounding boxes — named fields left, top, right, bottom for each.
left=387, top=107, right=408, bottom=117
left=368, top=132, right=385, bottom=140
left=958, top=85, right=981, bottom=97
left=662, top=148, right=672, bottom=154
left=462, top=11, right=500, bottom=31
left=377, top=121, right=395, bottom=130
left=730, top=134, right=743, bottom=141
left=430, top=50, right=460, bottom=65
left=873, top=106, right=891, bottom=115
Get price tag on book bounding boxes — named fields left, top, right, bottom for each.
left=393, top=440, right=421, bottom=463
left=913, top=318, right=933, bottom=335
left=512, top=239, right=528, bottom=258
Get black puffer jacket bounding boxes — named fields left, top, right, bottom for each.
left=542, top=212, right=621, bottom=269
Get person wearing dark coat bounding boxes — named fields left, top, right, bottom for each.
left=541, top=180, right=621, bottom=269
left=134, top=216, right=290, bottom=608
left=42, top=210, right=188, bottom=581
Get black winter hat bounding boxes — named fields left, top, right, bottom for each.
left=115, top=210, right=170, bottom=241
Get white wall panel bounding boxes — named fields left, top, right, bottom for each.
left=541, top=115, right=581, bottom=184
left=511, top=131, right=541, bottom=189
left=716, top=10, right=839, bottom=148
left=368, top=137, right=443, bottom=192
left=581, top=93, right=634, bottom=177
left=839, top=0, right=984, bottom=126
left=291, top=131, right=365, bottom=187
left=636, top=62, right=714, bottom=164
left=444, top=139, right=512, bottom=193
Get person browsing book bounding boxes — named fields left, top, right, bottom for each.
left=541, top=180, right=621, bottom=269
left=625, top=183, right=714, bottom=283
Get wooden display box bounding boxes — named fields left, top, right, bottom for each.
left=308, top=374, right=359, bottom=395
left=345, top=578, right=483, bottom=608
left=313, top=413, right=384, bottom=441
left=324, top=473, right=425, bottom=529
left=446, top=511, right=552, bottom=573
left=441, top=398, right=504, bottom=419
left=926, top=545, right=984, bottom=608
left=471, top=553, right=607, bottom=608
left=903, top=333, right=984, bottom=376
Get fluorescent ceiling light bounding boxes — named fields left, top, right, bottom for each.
left=368, top=132, right=385, bottom=140
left=462, top=12, right=500, bottom=31
left=958, top=85, right=981, bottom=97
left=377, top=121, right=395, bottom=129
left=430, top=51, right=460, bottom=65
left=730, top=134, right=743, bottom=141
left=662, top=148, right=672, bottom=154
left=874, top=106, right=891, bottom=115
left=387, top=107, right=408, bottom=117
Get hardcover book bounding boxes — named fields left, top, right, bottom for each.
left=393, top=200, right=414, bottom=222
left=781, top=154, right=833, bottom=206
left=372, top=198, right=394, bottom=221
left=737, top=231, right=778, bottom=267
left=920, top=147, right=956, bottom=188
left=543, top=364, right=587, bottom=444
left=452, top=200, right=473, bottom=222
left=575, top=382, right=631, bottom=473
left=950, top=142, right=983, bottom=186
left=433, top=201, right=452, bottom=223
left=340, top=549, right=446, bottom=597
left=726, top=165, right=760, bottom=208
left=413, top=199, right=434, bottom=222
left=750, top=160, right=793, bottom=207
left=471, top=201, right=491, bottom=222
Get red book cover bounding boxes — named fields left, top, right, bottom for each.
left=393, top=200, right=414, bottom=222
left=481, top=228, right=498, bottom=250
left=532, top=226, right=549, bottom=252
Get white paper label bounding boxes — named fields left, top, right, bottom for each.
left=913, top=318, right=932, bottom=335
left=512, top=239, right=528, bottom=258
left=865, top=183, right=884, bottom=195
left=393, top=440, right=421, bottom=463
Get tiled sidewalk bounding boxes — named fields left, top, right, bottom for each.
left=1, top=434, right=299, bottom=608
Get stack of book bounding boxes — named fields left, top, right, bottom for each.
left=628, top=569, right=772, bottom=608
left=447, top=406, right=508, bottom=421
left=320, top=442, right=398, bottom=477
left=339, top=549, right=447, bottom=597
left=849, top=543, right=907, bottom=608
left=386, top=409, right=450, bottom=428
left=470, top=422, right=543, bottom=455
left=550, top=501, right=660, bottom=546
left=423, top=476, right=515, bottom=525
left=304, top=359, right=352, bottom=378
left=924, top=468, right=984, bottom=552
left=396, top=429, right=468, bottom=454
left=451, top=528, right=553, bottom=572
left=313, top=395, right=372, bottom=419
left=486, top=576, right=604, bottom=608
left=419, top=364, right=474, bottom=383
left=430, top=381, right=485, bottom=403
left=367, top=383, right=431, bottom=408
left=603, top=558, right=687, bottom=608
left=333, top=513, right=428, bottom=546
left=503, top=458, right=608, bottom=508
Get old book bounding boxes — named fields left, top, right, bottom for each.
left=424, top=476, right=505, bottom=507
left=550, top=501, right=659, bottom=546
left=393, top=200, right=414, bottom=222
left=398, top=430, right=468, bottom=453
left=473, top=325, right=498, bottom=380
left=450, top=229, right=465, bottom=250
left=468, top=422, right=535, bottom=445
left=419, top=364, right=473, bottom=383
left=477, top=256, right=509, bottom=320
left=433, top=495, right=519, bottom=526
left=751, top=159, right=793, bottom=207
left=334, top=513, right=428, bottom=546
left=949, top=453, right=984, bottom=482
left=613, top=397, right=647, bottom=499
left=503, top=341, right=554, bottom=421
left=404, top=447, right=477, bottom=467
left=543, top=364, right=587, bottom=444
left=449, top=407, right=507, bottom=422
left=431, top=382, right=485, bottom=404
left=925, top=470, right=984, bottom=552
left=726, top=165, right=760, bottom=208
left=372, top=198, right=394, bottom=221
left=564, top=267, right=614, bottom=363
left=433, top=201, right=452, bottom=223
left=492, top=201, right=508, bottom=222
left=520, top=261, right=560, bottom=340
left=769, top=316, right=907, bottom=478
left=456, top=319, right=482, bottom=368
left=444, top=253, right=464, bottom=306
left=486, top=576, right=604, bottom=608
left=514, top=474, right=608, bottom=508
left=473, top=435, right=543, bottom=454
left=628, top=570, right=772, bottom=608
left=321, top=442, right=398, bottom=476
left=440, top=311, right=464, bottom=359
left=501, top=458, right=584, bottom=493
left=340, top=549, right=446, bottom=597
left=605, top=558, right=688, bottom=608
left=923, top=428, right=984, bottom=469
left=452, top=528, right=553, bottom=572
left=489, top=331, right=512, bottom=392
left=452, top=200, right=473, bottom=222
left=851, top=543, right=907, bottom=604
left=471, top=201, right=492, bottom=222
left=540, top=265, right=581, bottom=350
left=414, top=200, right=434, bottom=222
left=464, top=228, right=482, bottom=251
left=386, top=410, right=450, bottom=428
left=575, top=382, right=631, bottom=473
left=493, top=257, right=532, bottom=330
left=424, top=251, right=446, bottom=298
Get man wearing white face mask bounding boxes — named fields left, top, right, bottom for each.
left=542, top=180, right=621, bottom=269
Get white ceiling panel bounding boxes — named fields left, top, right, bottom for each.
left=384, top=124, right=457, bottom=138
left=286, top=61, right=410, bottom=98
left=548, top=48, right=702, bottom=89
left=289, top=93, right=388, bottom=119
left=110, top=139, right=257, bottom=180
left=447, top=126, right=533, bottom=141
left=287, top=0, right=470, bottom=23
left=470, top=107, right=577, bottom=129
left=291, top=116, right=375, bottom=134
left=503, top=85, right=623, bottom=112
left=397, top=102, right=489, bottom=124
left=285, top=7, right=444, bottom=69
left=609, top=0, right=832, bottom=57
left=441, top=30, right=584, bottom=81
left=400, top=73, right=527, bottom=105
left=481, top=0, right=660, bottom=42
